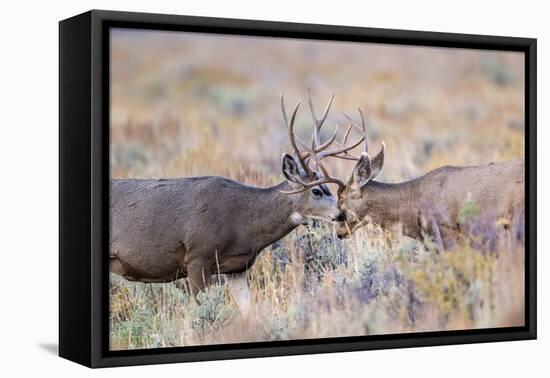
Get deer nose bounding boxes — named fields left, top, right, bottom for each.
left=334, top=211, right=346, bottom=222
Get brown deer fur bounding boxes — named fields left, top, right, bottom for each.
left=336, top=145, right=524, bottom=247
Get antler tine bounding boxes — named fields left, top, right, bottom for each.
left=316, top=108, right=367, bottom=161
left=319, top=95, right=335, bottom=126
left=358, top=107, right=368, bottom=153
left=307, top=89, right=335, bottom=148
left=343, top=110, right=367, bottom=139
left=281, top=93, right=315, bottom=178
left=341, top=123, right=353, bottom=146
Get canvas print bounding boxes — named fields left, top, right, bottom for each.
left=109, top=28, right=525, bottom=350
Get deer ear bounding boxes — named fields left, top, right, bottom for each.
left=369, top=142, right=385, bottom=179
left=353, top=152, right=372, bottom=189
left=282, top=153, right=301, bottom=183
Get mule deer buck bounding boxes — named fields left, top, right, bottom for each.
left=110, top=93, right=359, bottom=307
left=317, top=111, right=524, bottom=248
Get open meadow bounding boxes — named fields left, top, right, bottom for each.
left=109, top=29, right=525, bottom=350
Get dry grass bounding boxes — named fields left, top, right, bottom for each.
left=110, top=221, right=524, bottom=350
left=108, top=29, right=525, bottom=350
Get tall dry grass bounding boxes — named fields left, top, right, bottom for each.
left=109, top=29, right=525, bottom=350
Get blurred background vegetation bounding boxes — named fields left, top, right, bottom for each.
left=109, top=28, right=525, bottom=350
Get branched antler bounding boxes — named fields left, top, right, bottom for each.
left=301, top=103, right=366, bottom=162
left=319, top=108, right=367, bottom=160
left=281, top=91, right=366, bottom=194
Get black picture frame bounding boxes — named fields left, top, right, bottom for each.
left=59, top=9, right=537, bottom=368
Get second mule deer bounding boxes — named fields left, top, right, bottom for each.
left=110, top=93, right=356, bottom=304
left=332, top=120, right=525, bottom=247
left=306, top=107, right=525, bottom=248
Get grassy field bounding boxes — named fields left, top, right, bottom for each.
left=109, top=29, right=525, bottom=350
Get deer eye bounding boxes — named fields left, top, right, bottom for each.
left=312, top=188, right=322, bottom=197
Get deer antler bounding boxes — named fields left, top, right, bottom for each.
left=299, top=91, right=366, bottom=162
left=331, top=108, right=387, bottom=168
left=281, top=91, right=351, bottom=195
left=317, top=107, right=367, bottom=161
left=309, top=108, right=366, bottom=162
left=281, top=93, right=315, bottom=179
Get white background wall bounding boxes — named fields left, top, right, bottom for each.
left=0, top=0, right=546, bottom=375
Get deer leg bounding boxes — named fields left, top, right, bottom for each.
left=187, top=262, right=211, bottom=301
left=226, top=272, right=251, bottom=315
left=431, top=219, right=445, bottom=251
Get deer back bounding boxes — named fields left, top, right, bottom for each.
left=416, top=158, right=525, bottom=221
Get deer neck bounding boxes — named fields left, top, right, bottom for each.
left=362, top=180, right=420, bottom=232
left=265, top=181, right=308, bottom=227
left=243, top=181, right=305, bottom=250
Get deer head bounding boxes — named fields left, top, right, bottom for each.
left=279, top=91, right=367, bottom=224
left=280, top=152, right=343, bottom=223
left=330, top=110, right=385, bottom=238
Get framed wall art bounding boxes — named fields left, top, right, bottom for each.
left=59, top=9, right=536, bottom=368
